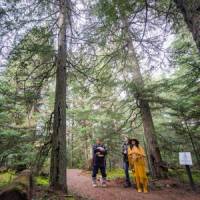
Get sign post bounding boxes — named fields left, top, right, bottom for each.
left=179, top=152, right=195, bottom=191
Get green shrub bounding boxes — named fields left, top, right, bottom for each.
left=35, top=176, right=49, bottom=186
left=107, top=168, right=133, bottom=180
left=0, top=171, right=16, bottom=189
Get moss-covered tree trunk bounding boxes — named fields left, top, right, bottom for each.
left=174, top=0, right=200, bottom=53
left=0, top=170, right=32, bottom=200
left=50, top=0, right=68, bottom=191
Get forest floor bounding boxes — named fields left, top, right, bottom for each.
left=68, top=169, right=200, bottom=200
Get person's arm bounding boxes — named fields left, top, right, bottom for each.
left=93, top=145, right=98, bottom=155
left=122, top=144, right=127, bottom=155
left=133, top=146, right=145, bottom=157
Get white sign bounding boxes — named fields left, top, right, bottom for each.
left=179, top=152, right=193, bottom=166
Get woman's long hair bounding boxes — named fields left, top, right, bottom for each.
left=129, top=139, right=139, bottom=148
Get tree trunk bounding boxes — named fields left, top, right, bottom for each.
left=139, top=100, right=163, bottom=177
left=71, top=127, right=74, bottom=168
left=123, top=17, right=163, bottom=178
left=174, top=0, right=200, bottom=53
left=50, top=0, right=68, bottom=191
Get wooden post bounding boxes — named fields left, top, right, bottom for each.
left=185, top=165, right=195, bottom=191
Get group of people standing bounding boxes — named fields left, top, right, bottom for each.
left=91, top=137, right=148, bottom=193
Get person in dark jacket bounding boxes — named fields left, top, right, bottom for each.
left=92, top=138, right=107, bottom=187
left=122, top=136, right=131, bottom=187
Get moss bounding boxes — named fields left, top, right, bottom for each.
left=168, top=168, right=200, bottom=184
left=35, top=190, right=76, bottom=200
left=107, top=168, right=133, bottom=180
left=0, top=171, right=16, bottom=189
left=35, top=176, right=49, bottom=186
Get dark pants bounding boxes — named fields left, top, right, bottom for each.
left=123, top=161, right=131, bottom=184
left=92, top=165, right=106, bottom=181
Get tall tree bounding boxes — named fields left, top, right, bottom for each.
left=1, top=0, right=72, bottom=190
left=50, top=0, right=69, bottom=191
left=121, top=16, right=163, bottom=178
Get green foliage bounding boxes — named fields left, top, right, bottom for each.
left=0, top=171, right=16, bottom=189
left=35, top=176, right=49, bottom=186
left=107, top=168, right=129, bottom=180
left=0, top=26, right=55, bottom=172
left=150, top=32, right=200, bottom=167
left=0, top=129, right=36, bottom=169
left=168, top=169, right=200, bottom=184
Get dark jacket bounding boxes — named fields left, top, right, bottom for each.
left=92, top=144, right=107, bottom=167
left=122, top=142, right=129, bottom=162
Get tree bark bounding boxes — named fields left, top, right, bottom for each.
left=122, top=18, right=163, bottom=178
left=139, top=99, right=163, bottom=177
left=50, top=0, right=68, bottom=191
left=174, top=0, right=200, bottom=53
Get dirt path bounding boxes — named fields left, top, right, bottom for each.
left=67, top=169, right=199, bottom=200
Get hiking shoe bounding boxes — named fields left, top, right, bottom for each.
left=92, top=183, right=97, bottom=187
left=143, top=189, right=148, bottom=193
left=124, top=183, right=131, bottom=188
left=137, top=189, right=142, bottom=193
left=92, top=179, right=97, bottom=188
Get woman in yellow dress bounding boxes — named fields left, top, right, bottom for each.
left=128, top=138, right=148, bottom=193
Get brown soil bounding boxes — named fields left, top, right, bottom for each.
left=67, top=169, right=200, bottom=200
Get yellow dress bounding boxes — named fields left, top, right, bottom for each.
left=128, top=146, right=148, bottom=191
